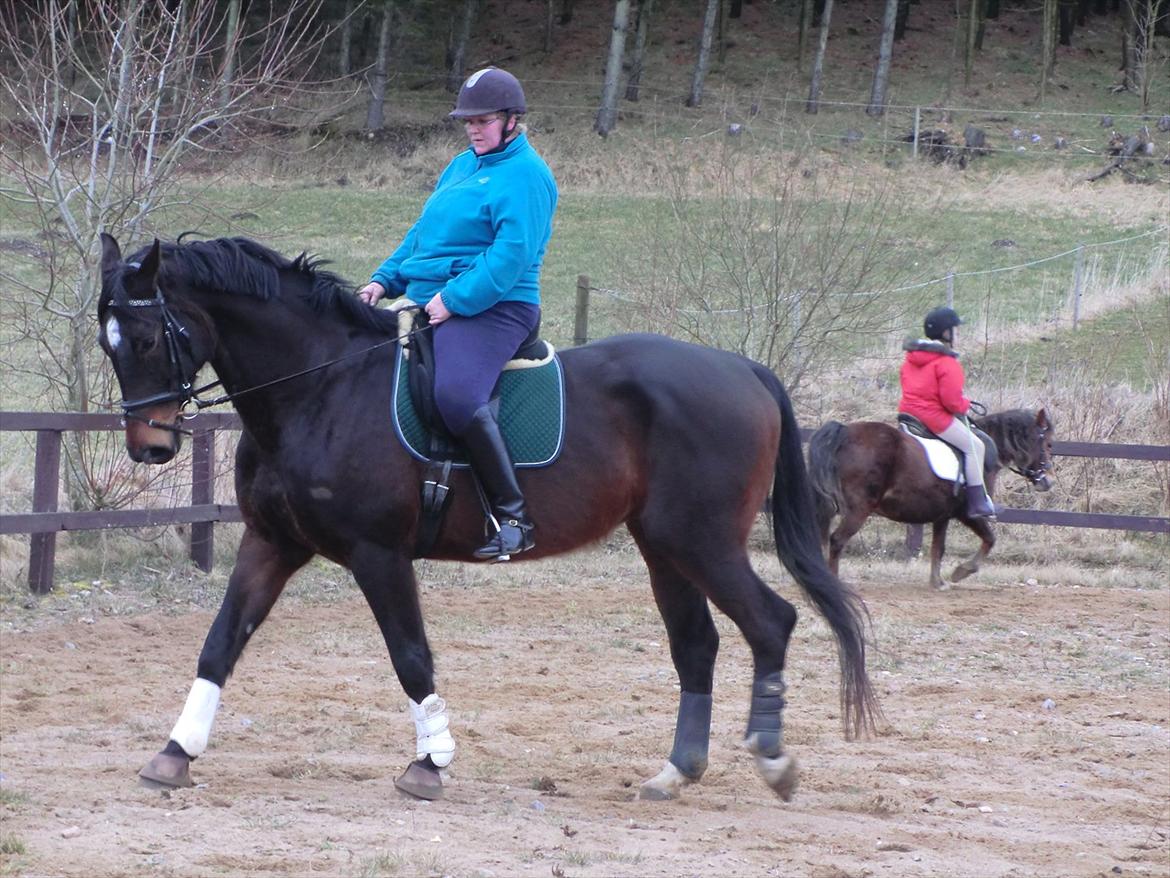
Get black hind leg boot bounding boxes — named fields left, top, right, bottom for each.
left=462, top=405, right=535, bottom=561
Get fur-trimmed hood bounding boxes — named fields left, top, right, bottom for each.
left=902, top=337, right=960, bottom=358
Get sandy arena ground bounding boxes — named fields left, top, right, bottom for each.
left=1, top=547, right=1167, bottom=878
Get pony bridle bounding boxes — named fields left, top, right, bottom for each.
left=1008, top=426, right=1053, bottom=484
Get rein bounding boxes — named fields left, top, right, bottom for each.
left=112, top=284, right=429, bottom=434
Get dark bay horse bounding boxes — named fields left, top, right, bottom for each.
left=96, top=234, right=880, bottom=803
left=808, top=410, right=1053, bottom=589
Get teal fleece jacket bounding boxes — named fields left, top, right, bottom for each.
left=370, top=132, right=558, bottom=316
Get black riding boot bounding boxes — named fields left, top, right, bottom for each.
left=964, top=485, right=996, bottom=519
left=462, top=405, right=535, bottom=561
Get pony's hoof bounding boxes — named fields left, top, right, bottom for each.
left=138, top=751, right=193, bottom=789
left=755, top=753, right=799, bottom=802
left=637, top=761, right=694, bottom=801
left=932, top=579, right=951, bottom=591
left=951, top=564, right=976, bottom=582
left=394, top=759, right=444, bottom=800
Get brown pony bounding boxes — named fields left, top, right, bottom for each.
left=96, top=234, right=880, bottom=805
left=808, top=410, right=1053, bottom=589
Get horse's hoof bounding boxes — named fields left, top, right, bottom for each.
left=932, top=580, right=951, bottom=591
left=755, top=753, right=799, bottom=802
left=951, top=565, right=976, bottom=582
left=394, top=759, right=444, bottom=800
left=637, top=761, right=693, bottom=801
left=138, top=751, right=193, bottom=789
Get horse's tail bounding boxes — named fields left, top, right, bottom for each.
left=751, top=364, right=881, bottom=740
left=807, top=420, right=850, bottom=543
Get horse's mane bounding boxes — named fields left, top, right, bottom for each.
left=973, top=408, right=1048, bottom=466
left=130, top=236, right=403, bottom=335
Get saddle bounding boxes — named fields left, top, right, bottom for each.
left=392, top=306, right=564, bottom=556
left=896, top=413, right=992, bottom=489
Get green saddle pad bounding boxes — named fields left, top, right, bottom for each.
left=391, top=344, right=565, bottom=468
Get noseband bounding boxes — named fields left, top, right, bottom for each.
left=1006, top=426, right=1053, bottom=484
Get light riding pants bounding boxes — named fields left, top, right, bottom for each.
left=937, top=417, right=986, bottom=487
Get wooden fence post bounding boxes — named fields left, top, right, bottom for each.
left=28, top=429, right=62, bottom=594
left=189, top=428, right=216, bottom=573
left=912, top=106, right=920, bottom=160
left=946, top=272, right=955, bottom=308
left=574, top=275, right=591, bottom=346
left=1071, top=243, right=1085, bottom=330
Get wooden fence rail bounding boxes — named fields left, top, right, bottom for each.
left=1, top=412, right=1166, bottom=594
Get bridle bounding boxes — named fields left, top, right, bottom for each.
left=111, top=276, right=429, bottom=435
left=1005, top=425, right=1053, bottom=485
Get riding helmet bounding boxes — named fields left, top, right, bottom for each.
left=449, top=67, right=527, bottom=118
left=923, top=306, right=962, bottom=340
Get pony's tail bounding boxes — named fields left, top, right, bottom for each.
left=807, top=420, right=849, bottom=543
left=751, top=364, right=882, bottom=740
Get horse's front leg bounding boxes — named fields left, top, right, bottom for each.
left=929, top=519, right=949, bottom=590
left=348, top=543, right=451, bottom=801
left=951, top=516, right=996, bottom=582
left=139, top=528, right=311, bottom=788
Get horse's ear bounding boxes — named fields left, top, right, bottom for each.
left=100, top=233, right=122, bottom=272
left=139, top=238, right=163, bottom=282
left=1035, top=407, right=1049, bottom=428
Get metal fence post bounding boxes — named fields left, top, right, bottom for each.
left=574, top=275, right=591, bottom=346
left=1071, top=244, right=1085, bottom=330
left=28, top=429, right=62, bottom=594
left=190, top=428, right=216, bottom=572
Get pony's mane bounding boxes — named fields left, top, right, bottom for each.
left=974, top=408, right=1049, bottom=465
left=130, top=236, right=402, bottom=335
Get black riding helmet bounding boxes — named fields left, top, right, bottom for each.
left=449, top=67, right=527, bottom=118
left=924, top=307, right=962, bottom=340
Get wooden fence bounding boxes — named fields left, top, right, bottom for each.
left=1, top=411, right=1166, bottom=594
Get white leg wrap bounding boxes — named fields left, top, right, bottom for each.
left=169, top=678, right=222, bottom=758
left=410, top=693, right=455, bottom=768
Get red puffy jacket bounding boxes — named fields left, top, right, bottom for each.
left=897, top=340, right=970, bottom=434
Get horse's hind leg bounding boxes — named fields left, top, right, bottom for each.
left=951, top=517, right=995, bottom=582
left=629, top=531, right=719, bottom=801
left=139, top=528, right=311, bottom=788
left=827, top=507, right=871, bottom=577
left=927, top=520, right=950, bottom=589
left=348, top=543, right=449, bottom=801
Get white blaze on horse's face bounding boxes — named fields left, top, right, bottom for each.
left=104, top=315, right=122, bottom=350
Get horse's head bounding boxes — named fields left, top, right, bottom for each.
left=98, top=234, right=215, bottom=464
left=1016, top=408, right=1055, bottom=492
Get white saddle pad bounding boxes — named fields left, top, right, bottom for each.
left=905, top=431, right=963, bottom=483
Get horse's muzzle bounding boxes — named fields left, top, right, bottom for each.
left=1031, top=474, right=1052, bottom=493
left=125, top=404, right=183, bottom=464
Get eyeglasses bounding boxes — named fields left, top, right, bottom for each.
left=462, top=116, right=503, bottom=129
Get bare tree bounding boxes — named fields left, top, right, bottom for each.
left=447, top=0, right=478, bottom=93
left=688, top=0, right=719, bottom=107
left=806, top=0, right=835, bottom=113
left=365, top=1, right=394, bottom=129
left=1123, top=0, right=1162, bottom=109
left=340, top=0, right=355, bottom=76
left=1040, top=0, right=1058, bottom=101
left=798, top=0, right=814, bottom=65
left=625, top=0, right=655, bottom=102
left=596, top=0, right=631, bottom=136
left=612, top=152, right=933, bottom=398
left=867, top=0, right=899, bottom=116
left=0, top=0, right=326, bottom=506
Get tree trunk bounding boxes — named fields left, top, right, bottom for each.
left=986, top=0, right=1000, bottom=18
left=688, top=0, right=719, bottom=107
left=366, top=2, right=393, bottom=130
left=625, top=0, right=655, bottom=101
left=218, top=0, right=241, bottom=113
left=596, top=0, right=631, bottom=135
left=545, top=0, right=555, bottom=52
left=798, top=0, right=814, bottom=64
left=730, top=0, right=743, bottom=16
left=560, top=0, right=574, bottom=25
left=447, top=0, right=476, bottom=93
left=340, top=0, right=354, bottom=76
left=1040, top=0, right=1057, bottom=100
left=964, top=0, right=983, bottom=86
left=868, top=0, right=899, bottom=115
left=894, top=0, right=910, bottom=40
left=718, top=0, right=729, bottom=66
left=805, top=0, right=834, bottom=112
left=1059, top=0, right=1076, bottom=44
